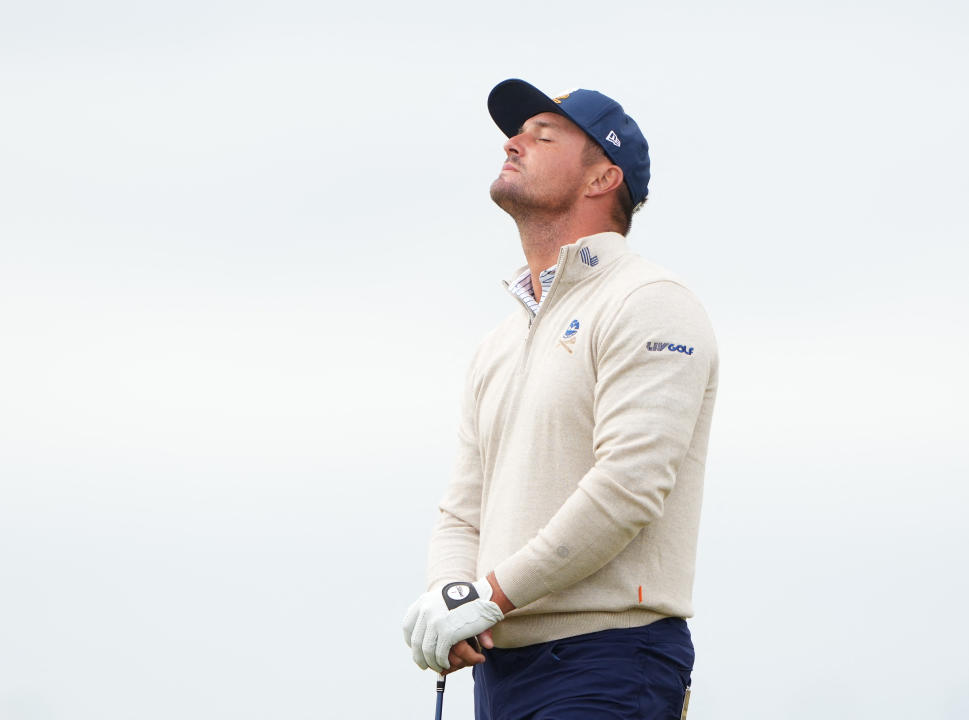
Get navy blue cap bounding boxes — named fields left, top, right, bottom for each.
left=487, top=79, right=650, bottom=206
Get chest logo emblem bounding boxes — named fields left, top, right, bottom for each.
left=559, top=319, right=580, bottom=354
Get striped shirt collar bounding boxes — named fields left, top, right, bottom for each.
left=508, top=266, right=557, bottom=316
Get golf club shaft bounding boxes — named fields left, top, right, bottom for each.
left=434, top=674, right=446, bottom=720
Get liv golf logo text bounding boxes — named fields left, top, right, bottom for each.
left=647, top=341, right=694, bottom=356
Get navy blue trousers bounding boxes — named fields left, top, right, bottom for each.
left=472, top=618, right=693, bottom=720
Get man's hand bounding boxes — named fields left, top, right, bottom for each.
left=442, top=630, right=495, bottom=676
left=402, top=579, right=504, bottom=673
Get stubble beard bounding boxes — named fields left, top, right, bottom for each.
left=489, top=176, right=527, bottom=218
left=489, top=174, right=573, bottom=223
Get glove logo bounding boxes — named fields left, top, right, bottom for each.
left=441, top=580, right=481, bottom=610
left=446, top=585, right=470, bottom=602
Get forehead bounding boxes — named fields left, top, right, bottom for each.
left=520, top=112, right=584, bottom=136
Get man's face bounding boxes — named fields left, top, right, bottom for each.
left=489, top=112, right=591, bottom=218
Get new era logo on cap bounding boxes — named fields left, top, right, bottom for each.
left=605, top=130, right=621, bottom=147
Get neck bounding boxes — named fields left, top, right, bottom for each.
left=514, top=211, right=613, bottom=302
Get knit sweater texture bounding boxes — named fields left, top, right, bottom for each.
left=426, top=231, right=719, bottom=648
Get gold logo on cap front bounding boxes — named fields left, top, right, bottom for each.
left=552, top=93, right=571, bottom=104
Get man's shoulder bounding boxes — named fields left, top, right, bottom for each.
left=594, top=252, right=708, bottom=316
left=609, top=252, right=688, bottom=292
left=598, top=253, right=716, bottom=346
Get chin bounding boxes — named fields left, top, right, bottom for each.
left=490, top=176, right=522, bottom=204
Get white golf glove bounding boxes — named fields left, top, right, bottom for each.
left=402, top=578, right=504, bottom=673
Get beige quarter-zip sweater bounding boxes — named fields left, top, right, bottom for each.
left=426, top=231, right=718, bottom=648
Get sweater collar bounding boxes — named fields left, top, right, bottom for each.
left=503, top=231, right=630, bottom=290
left=557, top=231, right=629, bottom=279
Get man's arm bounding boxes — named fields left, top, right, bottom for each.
left=425, top=358, right=485, bottom=588
left=493, top=281, right=717, bottom=608
left=403, top=352, right=505, bottom=675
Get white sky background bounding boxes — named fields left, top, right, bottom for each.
left=1, top=0, right=967, bottom=718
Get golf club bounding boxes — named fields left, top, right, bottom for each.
left=434, top=673, right=446, bottom=720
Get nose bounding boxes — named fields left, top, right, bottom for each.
left=503, top=135, right=522, bottom=157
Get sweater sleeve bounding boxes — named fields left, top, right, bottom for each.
left=425, top=359, right=484, bottom=590
left=493, top=281, right=718, bottom=608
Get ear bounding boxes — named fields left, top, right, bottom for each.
left=585, top=165, right=624, bottom=199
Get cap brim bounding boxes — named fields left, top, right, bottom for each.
left=488, top=79, right=566, bottom=138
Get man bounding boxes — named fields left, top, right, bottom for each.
left=403, top=78, right=718, bottom=719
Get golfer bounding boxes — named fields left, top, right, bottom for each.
left=403, top=78, right=719, bottom=719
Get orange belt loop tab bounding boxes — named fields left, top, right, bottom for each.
left=638, top=585, right=643, bottom=603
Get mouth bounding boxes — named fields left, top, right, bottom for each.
left=501, top=160, right=520, bottom=173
